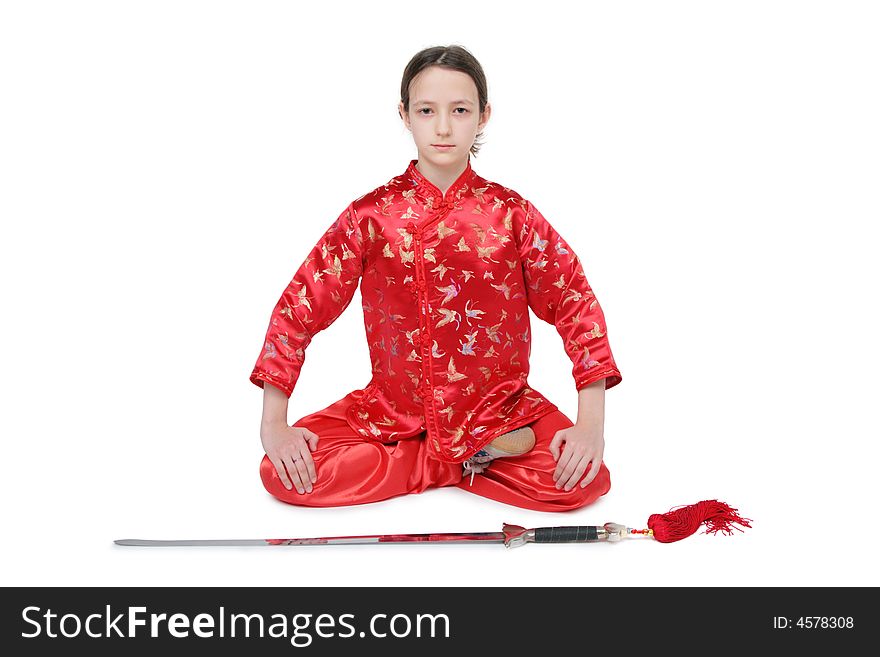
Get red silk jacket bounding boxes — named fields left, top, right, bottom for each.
left=250, top=157, right=622, bottom=464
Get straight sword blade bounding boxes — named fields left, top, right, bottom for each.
left=115, top=531, right=507, bottom=547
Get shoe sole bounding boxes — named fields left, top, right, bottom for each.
left=483, top=426, right=535, bottom=458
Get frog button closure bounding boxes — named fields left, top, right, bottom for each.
left=406, top=220, right=422, bottom=243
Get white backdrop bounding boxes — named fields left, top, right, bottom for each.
left=2, top=0, right=878, bottom=587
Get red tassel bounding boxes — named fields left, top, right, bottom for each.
left=647, top=499, right=752, bottom=543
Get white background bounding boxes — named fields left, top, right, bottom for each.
left=2, top=0, right=878, bottom=587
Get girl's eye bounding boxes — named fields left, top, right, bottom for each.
left=418, top=108, right=468, bottom=115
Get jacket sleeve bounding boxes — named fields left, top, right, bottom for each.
left=513, top=199, right=622, bottom=391
left=250, top=203, right=364, bottom=398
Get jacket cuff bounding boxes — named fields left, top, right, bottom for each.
left=575, top=368, right=622, bottom=392
left=250, top=369, right=294, bottom=398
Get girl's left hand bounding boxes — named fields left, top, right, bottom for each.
left=549, top=422, right=605, bottom=491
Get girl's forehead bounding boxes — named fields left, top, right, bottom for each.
left=410, top=67, right=477, bottom=97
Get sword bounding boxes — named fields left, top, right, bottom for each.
left=115, top=522, right=641, bottom=549
left=114, top=500, right=751, bottom=548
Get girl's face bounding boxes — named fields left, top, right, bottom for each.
left=399, top=65, right=490, bottom=169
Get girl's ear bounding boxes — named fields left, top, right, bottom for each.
left=479, top=102, right=492, bottom=130
left=398, top=101, right=410, bottom=130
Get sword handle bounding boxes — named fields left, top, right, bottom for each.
left=534, top=525, right=601, bottom=543
left=502, top=522, right=627, bottom=547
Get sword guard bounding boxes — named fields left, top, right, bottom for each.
left=502, top=523, right=533, bottom=548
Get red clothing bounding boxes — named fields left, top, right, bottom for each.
left=260, top=389, right=611, bottom=512
left=250, top=157, right=622, bottom=465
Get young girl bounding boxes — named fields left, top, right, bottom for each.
left=251, top=45, right=622, bottom=512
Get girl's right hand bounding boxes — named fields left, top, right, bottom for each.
left=260, top=422, right=320, bottom=494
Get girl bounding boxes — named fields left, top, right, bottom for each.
left=251, top=45, right=622, bottom=512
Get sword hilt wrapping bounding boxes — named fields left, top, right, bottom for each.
left=534, top=526, right=600, bottom=543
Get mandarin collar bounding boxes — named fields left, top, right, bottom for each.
left=405, top=156, right=476, bottom=208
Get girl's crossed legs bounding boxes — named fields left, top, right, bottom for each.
left=259, top=390, right=610, bottom=512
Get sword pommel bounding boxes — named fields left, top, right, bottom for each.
left=602, top=523, right=628, bottom=542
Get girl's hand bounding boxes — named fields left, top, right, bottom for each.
left=548, top=421, right=605, bottom=491
left=260, top=422, right=320, bottom=494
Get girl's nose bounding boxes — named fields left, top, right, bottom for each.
left=436, top=114, right=452, bottom=133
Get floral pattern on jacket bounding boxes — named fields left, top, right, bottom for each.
left=251, top=158, right=622, bottom=463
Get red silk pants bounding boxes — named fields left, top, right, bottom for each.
left=259, top=389, right=611, bottom=512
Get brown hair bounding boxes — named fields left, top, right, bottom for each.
left=399, top=45, right=489, bottom=157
